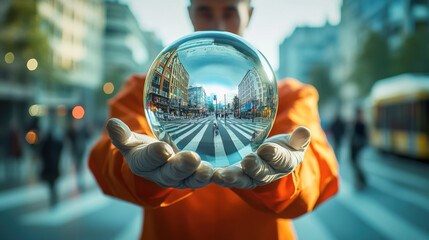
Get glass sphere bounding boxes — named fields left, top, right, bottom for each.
left=144, top=31, right=278, bottom=168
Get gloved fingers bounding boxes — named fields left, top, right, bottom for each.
left=128, top=141, right=175, bottom=173
left=289, top=126, right=311, bottom=151
left=257, top=142, right=296, bottom=173
left=184, top=161, right=214, bottom=189
left=212, top=164, right=256, bottom=189
left=241, top=153, right=276, bottom=182
left=106, top=118, right=157, bottom=153
left=156, top=151, right=201, bottom=187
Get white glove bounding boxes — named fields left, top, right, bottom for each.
left=106, top=118, right=214, bottom=189
left=212, top=126, right=311, bottom=189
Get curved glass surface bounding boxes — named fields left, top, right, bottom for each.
left=143, top=31, right=278, bottom=167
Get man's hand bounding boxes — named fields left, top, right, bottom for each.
left=212, top=127, right=311, bottom=189
left=106, top=118, right=214, bottom=189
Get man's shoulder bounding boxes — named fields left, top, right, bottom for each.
left=277, top=77, right=318, bottom=100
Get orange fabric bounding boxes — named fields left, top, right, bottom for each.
left=88, top=75, right=339, bottom=240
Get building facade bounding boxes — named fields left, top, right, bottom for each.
left=187, top=86, right=207, bottom=114
left=104, top=0, right=162, bottom=80
left=148, top=51, right=189, bottom=116
left=278, top=23, right=339, bottom=84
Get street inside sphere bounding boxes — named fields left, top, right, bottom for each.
left=143, top=31, right=278, bottom=168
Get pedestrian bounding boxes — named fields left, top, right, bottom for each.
left=67, top=119, right=88, bottom=191
left=329, top=113, right=346, bottom=157
left=89, top=0, right=339, bottom=239
left=213, top=122, right=219, bottom=136
left=8, top=120, right=23, bottom=183
left=350, top=108, right=367, bottom=189
left=40, top=126, right=63, bottom=207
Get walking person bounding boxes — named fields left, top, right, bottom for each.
left=350, top=108, right=367, bottom=189
left=213, top=122, right=219, bottom=136
left=40, top=126, right=63, bottom=207
left=67, top=119, right=89, bottom=191
left=329, top=113, right=346, bottom=157
left=8, top=120, right=23, bottom=183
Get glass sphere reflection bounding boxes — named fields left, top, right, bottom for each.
left=143, top=31, right=278, bottom=168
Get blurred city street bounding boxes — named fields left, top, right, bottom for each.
left=1, top=0, right=428, bottom=239
left=1, top=141, right=428, bottom=240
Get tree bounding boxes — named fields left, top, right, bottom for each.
left=308, top=63, right=335, bottom=105
left=0, top=0, right=52, bottom=83
left=393, top=31, right=429, bottom=75
left=233, top=96, right=239, bottom=110
left=351, top=31, right=392, bottom=96
left=208, top=102, right=214, bottom=112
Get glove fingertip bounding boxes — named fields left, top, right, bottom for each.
left=290, top=126, right=311, bottom=150
left=106, top=118, right=132, bottom=146
left=174, top=151, right=201, bottom=170
left=241, top=153, right=258, bottom=171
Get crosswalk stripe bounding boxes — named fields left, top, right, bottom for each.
left=182, top=124, right=210, bottom=152
left=228, top=123, right=251, bottom=139
left=233, top=123, right=254, bottom=136
left=369, top=176, right=429, bottom=212
left=21, top=189, right=109, bottom=226
left=172, top=123, right=203, bottom=145
left=165, top=124, right=185, bottom=132
left=362, top=158, right=429, bottom=191
left=170, top=123, right=199, bottom=139
left=223, top=124, right=251, bottom=159
left=339, top=182, right=429, bottom=240
left=213, top=122, right=229, bottom=166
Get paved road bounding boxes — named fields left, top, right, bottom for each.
left=1, top=145, right=428, bottom=239
left=164, top=116, right=270, bottom=167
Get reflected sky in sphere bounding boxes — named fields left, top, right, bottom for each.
left=144, top=31, right=278, bottom=167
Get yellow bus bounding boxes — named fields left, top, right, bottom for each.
left=368, top=74, right=429, bottom=160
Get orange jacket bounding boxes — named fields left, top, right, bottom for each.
left=89, top=75, right=339, bottom=240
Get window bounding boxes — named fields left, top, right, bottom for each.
left=161, top=57, right=168, bottom=65
left=152, top=73, right=161, bottom=85
left=156, top=65, right=164, bottom=74
left=165, top=71, right=171, bottom=79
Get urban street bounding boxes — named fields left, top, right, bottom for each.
left=1, top=140, right=428, bottom=239
left=164, top=116, right=270, bottom=167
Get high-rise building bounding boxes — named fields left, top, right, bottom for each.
left=238, top=68, right=262, bottom=113
left=148, top=51, right=189, bottom=115
left=187, top=86, right=207, bottom=111
left=37, top=0, right=105, bottom=122
left=278, top=23, right=339, bottom=84
left=0, top=0, right=105, bottom=128
left=104, top=0, right=163, bottom=80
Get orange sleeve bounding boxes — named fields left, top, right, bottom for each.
left=88, top=74, right=193, bottom=208
left=231, top=78, right=339, bottom=219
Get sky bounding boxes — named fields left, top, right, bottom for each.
left=129, top=0, right=342, bottom=71
left=178, top=40, right=253, bottom=102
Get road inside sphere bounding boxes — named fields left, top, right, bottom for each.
left=164, top=115, right=270, bottom=167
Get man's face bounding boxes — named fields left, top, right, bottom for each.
left=188, top=0, right=253, bottom=36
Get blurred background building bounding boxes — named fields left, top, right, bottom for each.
left=99, top=0, right=163, bottom=120
left=278, top=23, right=340, bottom=120
left=338, top=0, right=429, bottom=120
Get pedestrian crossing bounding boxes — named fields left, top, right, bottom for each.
left=163, top=117, right=271, bottom=167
